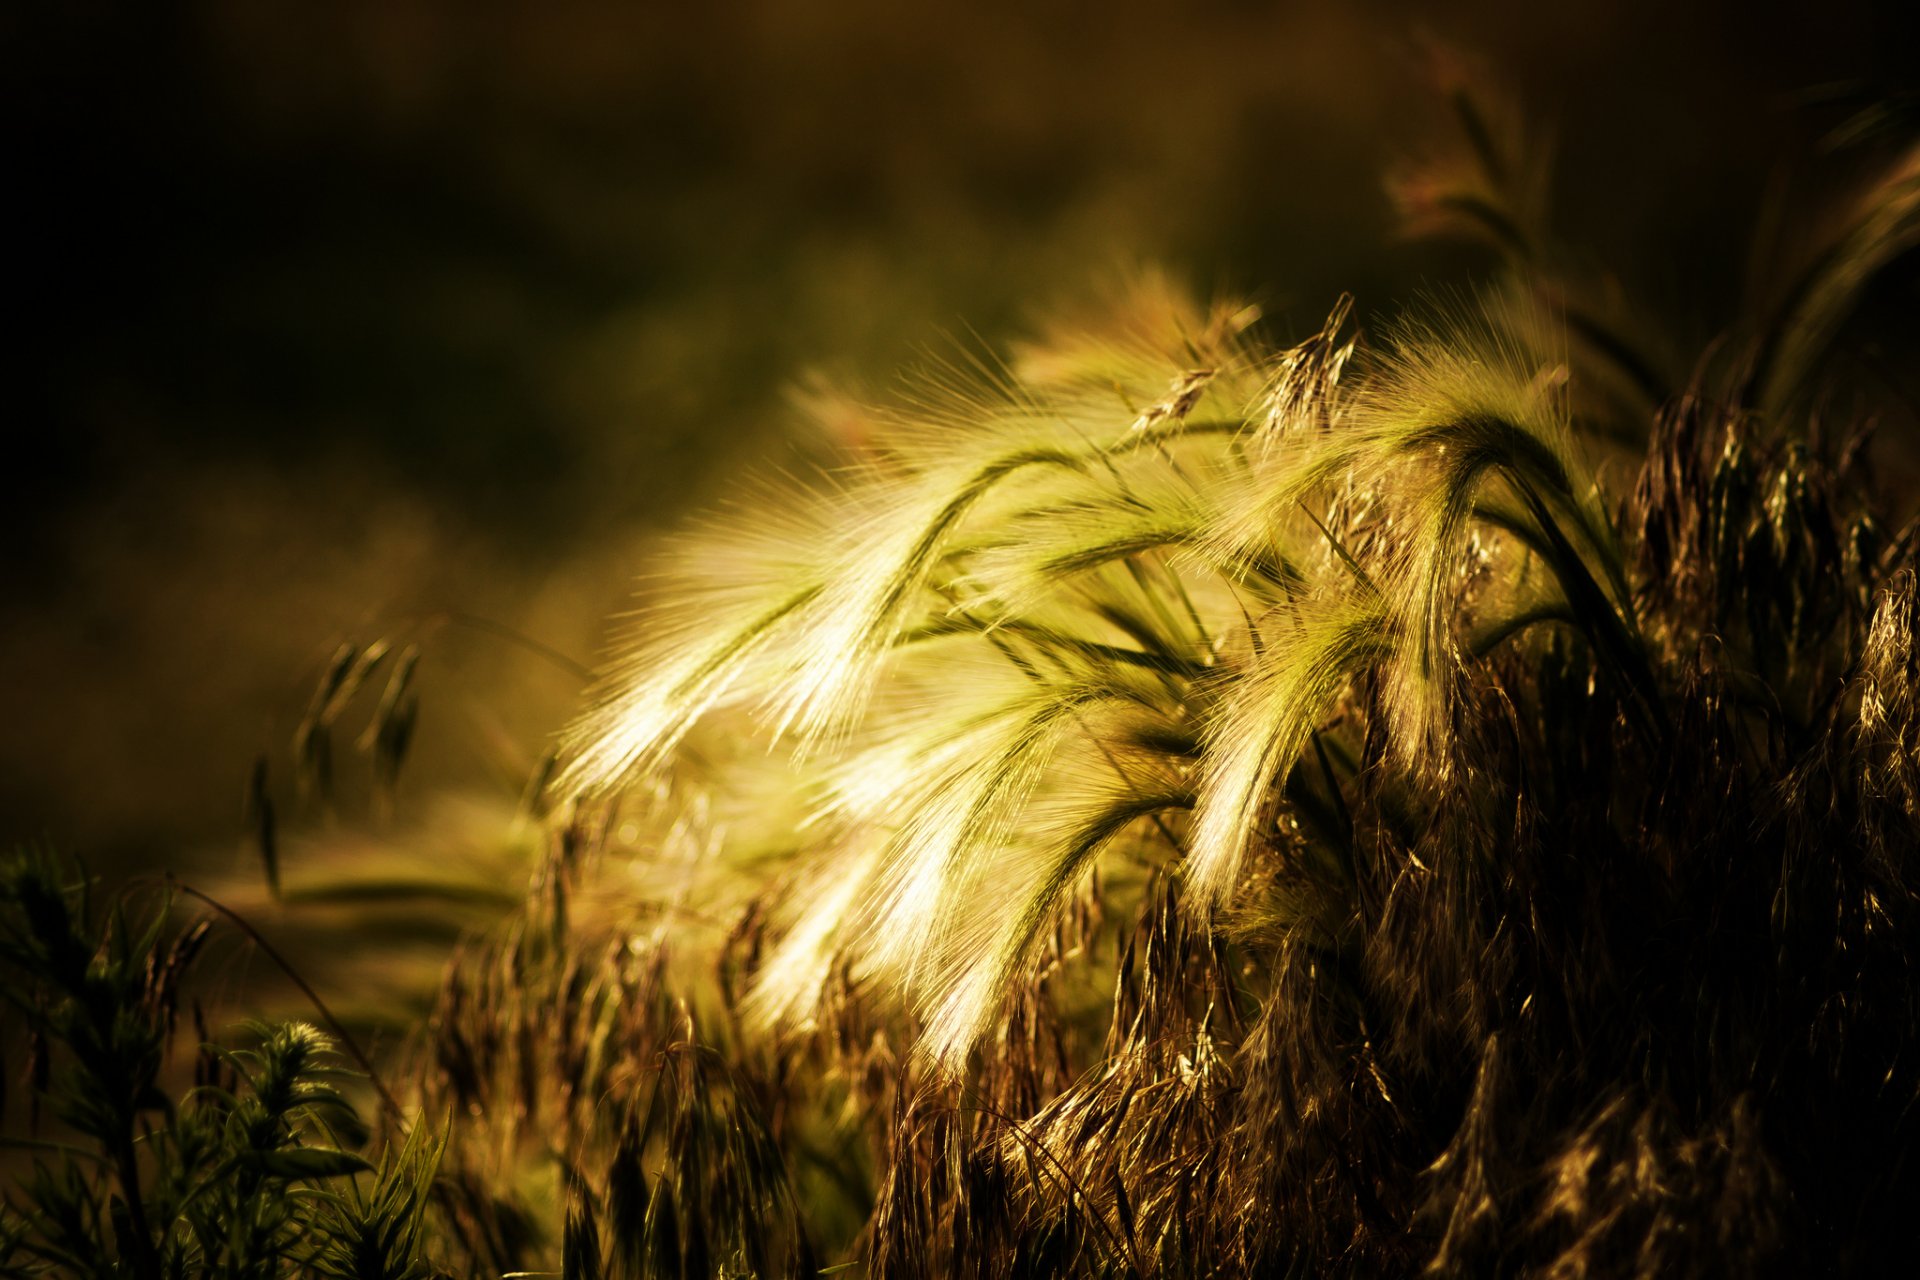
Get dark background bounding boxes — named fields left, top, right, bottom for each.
left=6, top=0, right=1916, bottom=868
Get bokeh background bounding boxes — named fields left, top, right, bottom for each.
left=8, top=0, right=1916, bottom=872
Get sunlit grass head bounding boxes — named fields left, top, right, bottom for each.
left=557, top=277, right=1661, bottom=1070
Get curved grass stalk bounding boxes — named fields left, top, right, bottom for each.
left=1185, top=595, right=1393, bottom=903
left=1754, top=145, right=1920, bottom=420
left=918, top=777, right=1198, bottom=1068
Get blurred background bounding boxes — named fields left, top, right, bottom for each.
left=7, top=0, right=1916, bottom=874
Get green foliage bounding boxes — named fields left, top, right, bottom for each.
left=0, top=854, right=447, bottom=1280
